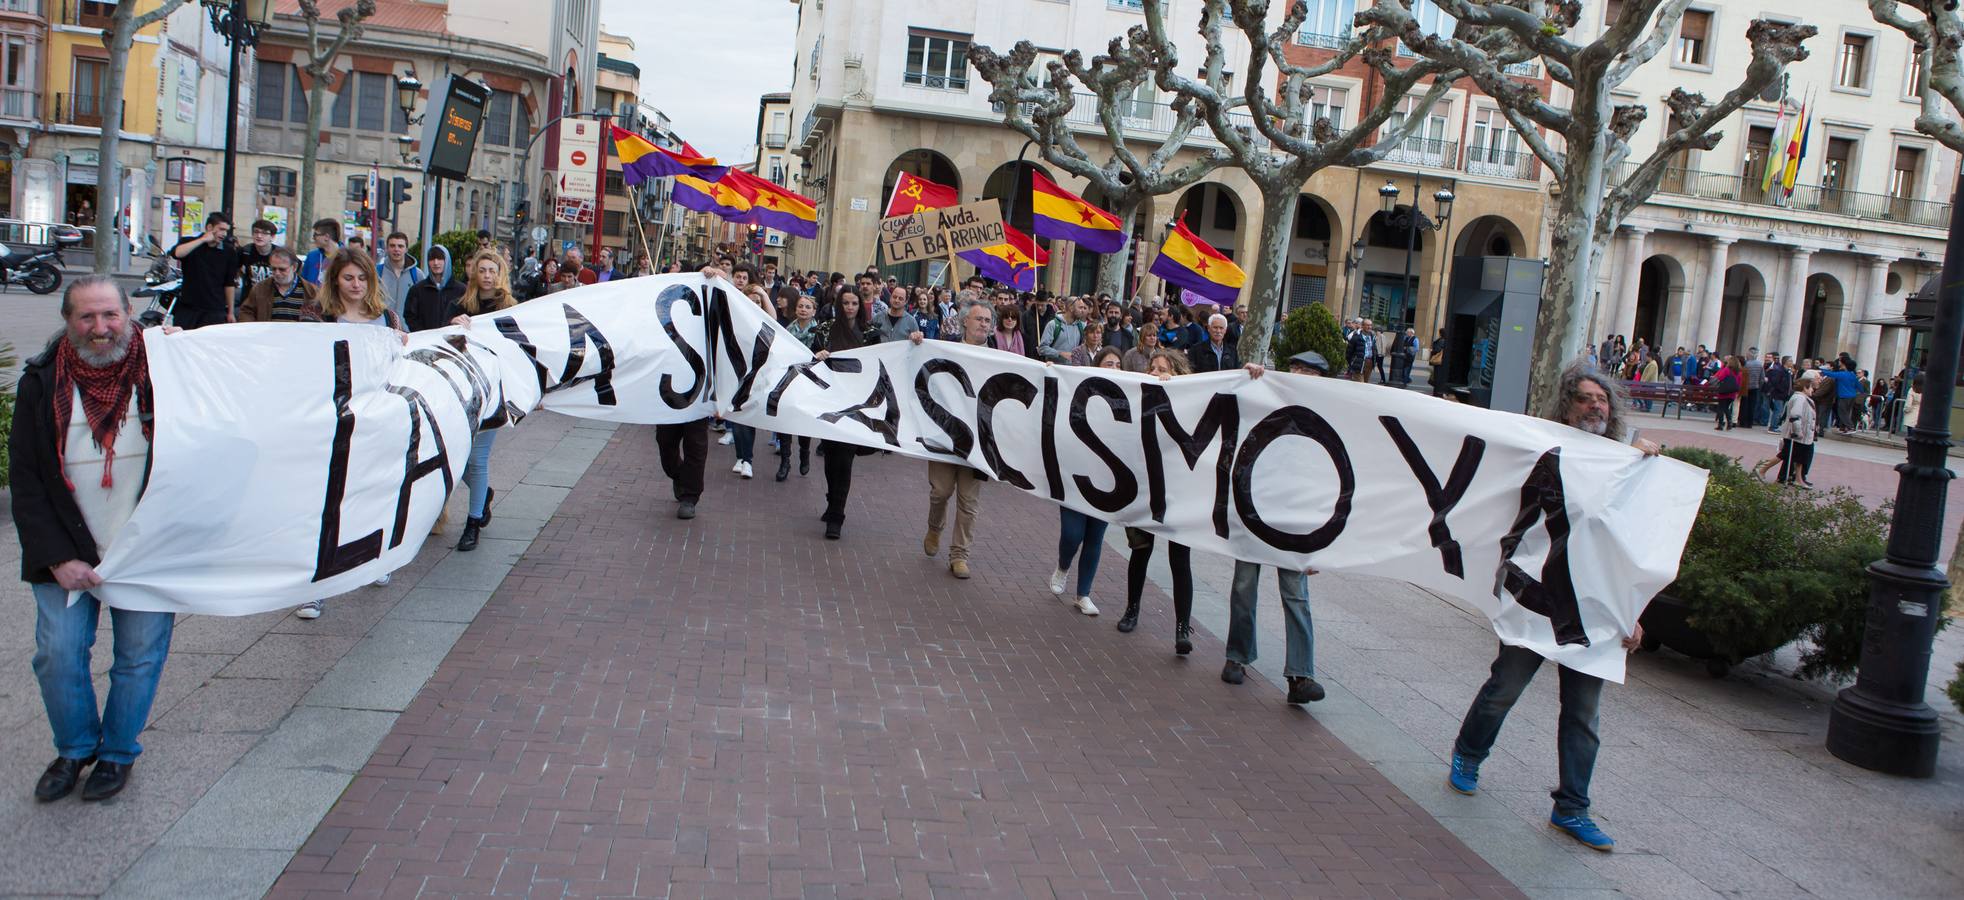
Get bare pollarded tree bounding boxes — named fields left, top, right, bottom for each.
left=967, top=42, right=1232, bottom=301
left=296, top=0, right=378, bottom=237
left=1359, top=0, right=1813, bottom=410
left=1130, top=0, right=1469, bottom=364
left=94, top=0, right=194, bottom=272
left=1870, top=1, right=1964, bottom=153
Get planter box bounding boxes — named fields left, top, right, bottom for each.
left=1638, top=594, right=1794, bottom=677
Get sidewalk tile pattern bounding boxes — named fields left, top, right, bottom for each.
left=272, top=427, right=1519, bottom=898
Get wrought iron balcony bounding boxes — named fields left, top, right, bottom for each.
left=1059, top=92, right=1267, bottom=149
left=52, top=92, right=123, bottom=129
left=1462, top=145, right=1537, bottom=180
left=1295, top=31, right=1352, bottom=51
left=764, top=130, right=789, bottom=149
left=1378, top=136, right=1457, bottom=169
left=1649, top=166, right=1951, bottom=228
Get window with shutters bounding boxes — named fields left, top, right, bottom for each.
left=1891, top=145, right=1924, bottom=201
left=1309, top=85, right=1346, bottom=129
left=1907, top=50, right=1928, bottom=100
left=1676, top=9, right=1711, bottom=67
left=1742, top=124, right=1775, bottom=201
left=1820, top=136, right=1857, bottom=211
left=257, top=167, right=296, bottom=203
left=356, top=72, right=387, bottom=131
left=1837, top=32, right=1873, bottom=91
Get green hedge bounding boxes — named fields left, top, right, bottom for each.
left=1270, top=301, right=1346, bottom=370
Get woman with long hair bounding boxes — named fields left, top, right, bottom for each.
left=992, top=302, right=1025, bottom=355
left=1705, top=354, right=1742, bottom=431
left=1117, top=348, right=1197, bottom=649
left=1122, top=324, right=1160, bottom=372
left=294, top=250, right=402, bottom=617
left=776, top=291, right=820, bottom=481
left=449, top=250, right=518, bottom=552
left=809, top=287, right=880, bottom=539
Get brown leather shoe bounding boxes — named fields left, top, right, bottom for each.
left=949, top=559, right=970, bottom=579
left=923, top=531, right=941, bottom=557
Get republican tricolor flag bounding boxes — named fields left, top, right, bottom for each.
left=727, top=169, right=820, bottom=239
left=1029, top=171, right=1126, bottom=254
left=1148, top=219, right=1244, bottom=304
left=958, top=224, right=1049, bottom=291
left=611, top=126, right=728, bottom=185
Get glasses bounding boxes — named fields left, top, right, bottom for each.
left=269, top=266, right=293, bottom=275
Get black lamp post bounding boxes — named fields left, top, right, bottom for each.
left=204, top=0, right=274, bottom=218
left=1371, top=177, right=1453, bottom=333
left=1823, top=177, right=1964, bottom=777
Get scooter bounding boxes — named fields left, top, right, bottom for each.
left=135, top=236, right=181, bottom=327
left=0, top=241, right=63, bottom=294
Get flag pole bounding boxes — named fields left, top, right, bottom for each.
left=626, top=182, right=658, bottom=271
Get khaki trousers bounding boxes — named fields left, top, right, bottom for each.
left=925, top=462, right=983, bottom=561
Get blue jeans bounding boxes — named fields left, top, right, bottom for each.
left=1452, top=643, right=1604, bottom=817
left=32, top=583, right=176, bottom=764
left=463, top=430, right=497, bottom=519
left=1763, top=393, right=1784, bottom=429
left=1225, top=561, right=1314, bottom=677
left=732, top=423, right=756, bottom=463
left=1056, top=508, right=1109, bottom=597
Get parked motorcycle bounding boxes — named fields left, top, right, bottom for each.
left=0, top=242, right=63, bottom=294
left=135, top=237, right=182, bottom=327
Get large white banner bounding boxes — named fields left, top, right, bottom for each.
left=97, top=275, right=1705, bottom=681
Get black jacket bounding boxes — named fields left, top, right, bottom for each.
left=1187, top=340, right=1241, bottom=373
left=403, top=277, right=467, bottom=332
left=10, top=338, right=139, bottom=582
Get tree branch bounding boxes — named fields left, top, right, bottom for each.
left=1871, top=0, right=1964, bottom=154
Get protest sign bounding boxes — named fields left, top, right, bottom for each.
left=879, top=202, right=1005, bottom=263
left=103, top=275, right=1705, bottom=681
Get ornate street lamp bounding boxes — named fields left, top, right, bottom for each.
left=203, top=0, right=275, bottom=219
left=395, top=73, right=424, bottom=124
left=1379, top=179, right=1400, bottom=214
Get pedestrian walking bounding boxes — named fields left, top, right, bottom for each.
left=1445, top=363, right=1659, bottom=852
left=923, top=299, right=995, bottom=577
left=235, top=246, right=316, bottom=323
left=438, top=250, right=516, bottom=551
left=1118, top=349, right=1199, bottom=653
left=1048, top=346, right=1124, bottom=616
left=811, top=287, right=883, bottom=539
left=1770, top=374, right=1818, bottom=486
left=775, top=288, right=817, bottom=482
left=1230, top=350, right=1333, bottom=703
left=169, top=211, right=240, bottom=329
left=15, top=276, right=177, bottom=802
left=402, top=245, right=464, bottom=332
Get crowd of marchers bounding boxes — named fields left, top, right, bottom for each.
left=17, top=232, right=1673, bottom=854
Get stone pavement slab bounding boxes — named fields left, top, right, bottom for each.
left=272, top=427, right=1520, bottom=899
left=0, top=411, right=614, bottom=898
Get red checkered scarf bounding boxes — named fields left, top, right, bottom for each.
left=52, top=326, right=153, bottom=490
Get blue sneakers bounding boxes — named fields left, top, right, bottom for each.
left=1550, top=812, right=1615, bottom=851
left=1446, top=753, right=1480, bottom=795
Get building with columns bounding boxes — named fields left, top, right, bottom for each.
left=1580, top=1, right=1951, bottom=376
left=783, top=0, right=1551, bottom=340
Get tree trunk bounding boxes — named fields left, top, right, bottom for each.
left=93, top=18, right=135, bottom=274
left=1097, top=195, right=1142, bottom=300
left=299, top=74, right=329, bottom=238
left=1526, top=132, right=1611, bottom=414
left=1237, top=184, right=1299, bottom=367
left=1949, top=518, right=1964, bottom=612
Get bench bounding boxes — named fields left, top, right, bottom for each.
left=1622, top=380, right=1724, bottom=419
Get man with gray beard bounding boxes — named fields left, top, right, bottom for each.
left=1443, top=362, right=1658, bottom=852
left=11, top=276, right=178, bottom=803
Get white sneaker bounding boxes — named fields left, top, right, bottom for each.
left=740, top=461, right=754, bottom=479
left=295, top=600, right=324, bottom=620
left=732, top=459, right=744, bottom=473
left=1048, top=568, right=1067, bottom=594
left=1073, top=596, right=1099, bottom=616
left=371, top=574, right=391, bottom=587
left=718, top=432, right=735, bottom=445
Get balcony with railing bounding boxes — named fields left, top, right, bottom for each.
left=52, top=92, right=121, bottom=129
left=1647, top=166, right=1951, bottom=228
left=1056, top=92, right=1268, bottom=149
left=1462, top=145, right=1537, bottom=180
left=0, top=87, right=36, bottom=121
left=0, top=0, right=44, bottom=15
left=764, top=130, right=788, bottom=149
left=1378, top=136, right=1457, bottom=169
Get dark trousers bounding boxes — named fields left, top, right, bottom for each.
left=1125, top=527, right=1192, bottom=624
left=174, top=304, right=229, bottom=329
left=1776, top=439, right=1815, bottom=483
left=776, top=434, right=811, bottom=461
left=1453, top=643, right=1604, bottom=817
left=1742, top=388, right=1762, bottom=427
left=821, top=441, right=855, bottom=524
left=655, top=418, right=708, bottom=503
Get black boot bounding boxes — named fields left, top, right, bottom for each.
left=479, top=488, right=494, bottom=526
left=457, top=519, right=481, bottom=552
left=799, top=447, right=811, bottom=476
left=824, top=520, right=842, bottom=540
left=1116, top=601, right=1140, bottom=633
left=1176, top=623, right=1194, bottom=656
left=776, top=456, right=791, bottom=482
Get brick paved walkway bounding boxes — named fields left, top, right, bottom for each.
left=270, top=426, right=1518, bottom=898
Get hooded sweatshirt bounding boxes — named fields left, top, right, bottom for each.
left=403, top=245, right=466, bottom=332
left=376, top=253, right=423, bottom=319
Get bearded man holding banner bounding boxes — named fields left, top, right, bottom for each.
left=11, top=277, right=177, bottom=802
left=921, top=298, right=995, bottom=579
left=1445, top=363, right=1660, bottom=852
